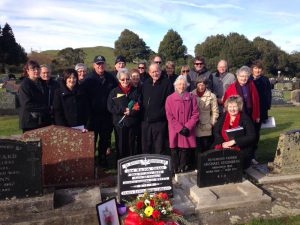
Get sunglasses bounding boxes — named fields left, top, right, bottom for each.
left=194, top=63, right=204, bottom=66
left=120, top=78, right=130, bottom=81
left=154, top=61, right=162, bottom=64
left=182, top=70, right=190, bottom=73
left=138, top=67, right=145, bottom=69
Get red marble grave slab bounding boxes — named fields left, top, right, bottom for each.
left=23, top=125, right=94, bottom=187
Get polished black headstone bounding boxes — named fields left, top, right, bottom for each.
left=197, top=149, right=242, bottom=188
left=118, top=154, right=173, bottom=201
left=0, top=139, right=42, bottom=199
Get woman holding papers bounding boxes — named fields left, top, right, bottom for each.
left=165, top=75, right=199, bottom=174
left=53, top=69, right=88, bottom=128
left=107, top=68, right=141, bottom=159
left=212, top=95, right=255, bottom=169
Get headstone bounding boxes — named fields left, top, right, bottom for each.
left=268, top=129, right=300, bottom=174
left=4, top=80, right=20, bottom=93
left=23, top=125, right=94, bottom=187
left=118, top=154, right=173, bottom=201
left=275, top=81, right=293, bottom=91
left=293, top=78, right=300, bottom=89
left=271, top=89, right=287, bottom=105
left=0, top=139, right=42, bottom=199
left=197, top=149, right=242, bottom=188
left=0, top=91, right=18, bottom=115
left=291, top=89, right=300, bottom=103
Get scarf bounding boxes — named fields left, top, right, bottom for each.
left=215, top=112, right=240, bottom=150
left=118, top=83, right=132, bottom=95
left=196, top=90, right=205, bottom=97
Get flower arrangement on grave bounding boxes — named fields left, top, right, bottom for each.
left=123, top=191, right=190, bottom=225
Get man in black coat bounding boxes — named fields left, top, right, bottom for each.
left=141, top=63, right=173, bottom=154
left=81, top=55, right=118, bottom=167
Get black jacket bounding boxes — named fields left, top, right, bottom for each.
left=212, top=112, right=256, bottom=156
left=141, top=76, right=172, bottom=123
left=53, top=82, right=88, bottom=127
left=107, top=85, right=141, bottom=127
left=18, top=77, right=51, bottom=130
left=81, top=70, right=118, bottom=130
left=249, top=75, right=272, bottom=122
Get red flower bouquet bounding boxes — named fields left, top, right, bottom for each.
left=123, top=191, right=190, bottom=225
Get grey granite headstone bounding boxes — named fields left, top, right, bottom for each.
left=0, top=92, right=18, bottom=115
left=271, top=89, right=287, bottom=105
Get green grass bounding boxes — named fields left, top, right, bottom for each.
left=257, top=106, right=300, bottom=163
left=0, top=115, right=21, bottom=136
left=244, top=215, right=300, bottom=225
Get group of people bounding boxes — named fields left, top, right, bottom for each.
left=18, top=54, right=272, bottom=174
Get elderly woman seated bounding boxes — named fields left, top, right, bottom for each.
left=211, top=95, right=256, bottom=169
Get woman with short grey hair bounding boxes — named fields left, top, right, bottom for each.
left=165, top=75, right=199, bottom=174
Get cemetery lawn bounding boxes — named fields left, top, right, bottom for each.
left=0, top=115, right=21, bottom=136
left=244, top=215, right=300, bottom=225
left=257, top=106, right=300, bottom=163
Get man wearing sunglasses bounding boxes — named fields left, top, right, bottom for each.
left=189, top=56, right=213, bottom=91
left=81, top=55, right=118, bottom=168
left=137, top=62, right=150, bottom=83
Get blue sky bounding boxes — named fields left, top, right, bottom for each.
left=1, top=0, right=300, bottom=55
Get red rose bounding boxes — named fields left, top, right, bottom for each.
left=152, top=210, right=161, bottom=219
left=150, top=199, right=155, bottom=207
left=161, top=193, right=168, bottom=200
left=136, top=200, right=144, bottom=209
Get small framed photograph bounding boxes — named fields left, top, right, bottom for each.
left=96, top=197, right=121, bottom=225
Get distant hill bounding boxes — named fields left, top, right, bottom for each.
left=41, top=46, right=135, bottom=69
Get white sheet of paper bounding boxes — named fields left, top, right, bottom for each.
left=71, top=125, right=84, bottom=130
left=261, top=116, right=276, bottom=129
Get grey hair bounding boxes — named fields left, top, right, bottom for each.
left=117, top=68, right=130, bottom=80
left=236, top=66, right=251, bottom=77
left=173, top=75, right=190, bottom=91
left=40, top=64, right=51, bottom=70
left=75, top=63, right=87, bottom=71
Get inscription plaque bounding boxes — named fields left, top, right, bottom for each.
left=0, top=139, right=42, bottom=199
left=197, top=149, right=242, bottom=188
left=118, top=154, right=173, bottom=201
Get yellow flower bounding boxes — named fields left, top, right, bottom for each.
left=144, top=206, right=154, bottom=217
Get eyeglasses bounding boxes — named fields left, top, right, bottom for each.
left=138, top=67, right=145, bottom=69
left=194, top=63, right=204, bottom=66
left=154, top=61, right=162, bottom=64
left=120, top=78, right=130, bottom=81
left=182, top=70, right=190, bottom=73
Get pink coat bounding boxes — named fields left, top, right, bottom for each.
left=165, top=92, right=199, bottom=148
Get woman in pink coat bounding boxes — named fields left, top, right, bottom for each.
left=165, top=75, right=199, bottom=173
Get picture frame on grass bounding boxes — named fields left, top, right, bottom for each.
left=96, top=197, right=120, bottom=225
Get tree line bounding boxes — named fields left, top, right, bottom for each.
left=1, top=23, right=300, bottom=77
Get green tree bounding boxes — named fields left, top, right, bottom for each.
left=253, top=37, right=280, bottom=75
left=0, top=23, right=27, bottom=72
left=158, top=29, right=187, bottom=63
left=220, top=33, right=258, bottom=72
left=114, top=29, right=151, bottom=62
left=194, top=34, right=226, bottom=70
left=52, top=47, right=86, bottom=71
left=289, top=51, right=300, bottom=77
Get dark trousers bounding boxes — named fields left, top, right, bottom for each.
left=251, top=122, right=262, bottom=160
left=94, top=119, right=113, bottom=166
left=194, top=136, right=213, bottom=169
left=171, top=148, right=190, bottom=172
left=114, top=124, right=138, bottom=160
left=141, top=121, right=167, bottom=154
